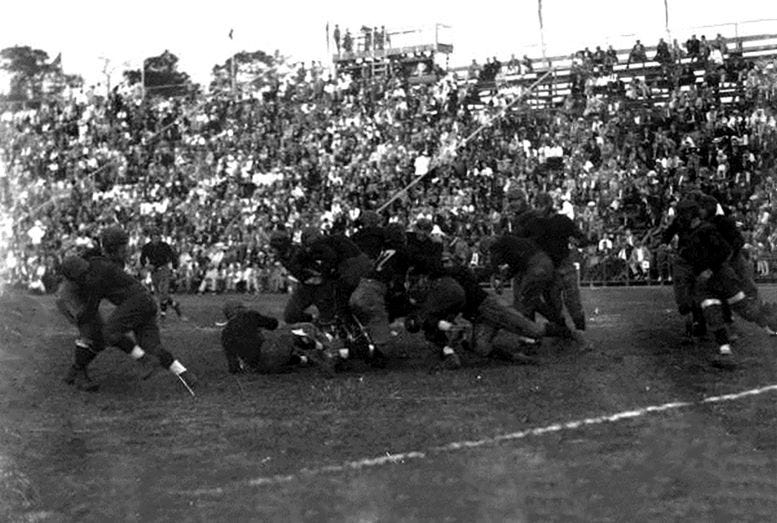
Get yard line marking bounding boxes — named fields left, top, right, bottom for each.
left=178, top=383, right=777, bottom=493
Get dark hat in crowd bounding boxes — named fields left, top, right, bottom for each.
left=223, top=300, right=246, bottom=321
left=101, top=226, right=129, bottom=248
left=61, top=256, right=89, bottom=281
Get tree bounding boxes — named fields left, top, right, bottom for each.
left=123, top=50, right=196, bottom=97
left=1, top=45, right=53, bottom=101
left=210, top=49, right=276, bottom=93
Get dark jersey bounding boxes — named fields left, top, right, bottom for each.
left=304, top=234, right=363, bottom=279
left=505, top=209, right=542, bottom=237
left=661, top=218, right=693, bottom=252
left=443, top=264, right=488, bottom=320
left=351, top=226, right=385, bottom=260
left=406, top=233, right=444, bottom=276
left=140, top=242, right=178, bottom=269
left=519, top=213, right=587, bottom=266
left=220, top=309, right=280, bottom=373
left=680, top=222, right=733, bottom=274
left=710, top=215, right=744, bottom=256
left=277, top=244, right=309, bottom=282
left=370, top=245, right=410, bottom=286
left=489, top=235, right=544, bottom=276
left=79, top=256, right=149, bottom=320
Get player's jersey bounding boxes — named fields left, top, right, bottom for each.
left=369, top=245, right=410, bottom=285
left=489, top=235, right=544, bottom=276
left=220, top=309, right=280, bottom=373
left=661, top=218, right=693, bottom=253
left=443, top=264, right=488, bottom=320
left=351, top=226, right=386, bottom=260
left=680, top=223, right=733, bottom=274
left=710, top=215, right=744, bottom=256
left=140, top=242, right=177, bottom=269
left=518, top=213, right=587, bottom=266
left=304, top=234, right=363, bottom=280
left=276, top=244, right=310, bottom=282
left=406, top=233, right=444, bottom=277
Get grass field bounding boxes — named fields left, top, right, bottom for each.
left=2, top=286, right=777, bottom=521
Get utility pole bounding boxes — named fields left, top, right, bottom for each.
left=141, top=58, right=146, bottom=99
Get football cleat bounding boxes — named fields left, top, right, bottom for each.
left=441, top=351, right=462, bottom=370
left=177, top=370, right=197, bottom=396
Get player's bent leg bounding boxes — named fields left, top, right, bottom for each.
left=349, top=278, right=391, bottom=348
left=63, top=338, right=100, bottom=392
left=283, top=285, right=315, bottom=324
left=558, top=260, right=586, bottom=330
left=477, top=295, right=545, bottom=340
left=700, top=297, right=735, bottom=366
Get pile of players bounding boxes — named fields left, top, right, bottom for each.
left=217, top=187, right=591, bottom=378
left=56, top=187, right=776, bottom=394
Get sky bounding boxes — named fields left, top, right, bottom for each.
left=2, top=0, right=777, bottom=88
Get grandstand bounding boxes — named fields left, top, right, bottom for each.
left=332, top=23, right=453, bottom=83
left=457, top=25, right=777, bottom=108
left=2, top=20, right=777, bottom=293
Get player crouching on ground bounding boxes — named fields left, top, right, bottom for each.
left=56, top=239, right=148, bottom=389
left=220, top=300, right=338, bottom=377
left=60, top=227, right=196, bottom=394
left=677, top=200, right=777, bottom=366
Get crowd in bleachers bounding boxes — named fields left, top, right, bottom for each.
left=2, top=32, right=777, bottom=294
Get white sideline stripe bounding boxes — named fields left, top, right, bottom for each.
left=185, top=383, right=777, bottom=495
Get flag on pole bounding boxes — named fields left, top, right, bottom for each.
left=229, top=28, right=234, bottom=40
left=663, top=0, right=670, bottom=34
left=537, top=0, right=547, bottom=64
left=537, top=0, right=544, bottom=29
left=326, top=22, right=330, bottom=55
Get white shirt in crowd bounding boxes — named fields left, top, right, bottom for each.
left=414, top=154, right=431, bottom=176
left=28, top=223, right=45, bottom=245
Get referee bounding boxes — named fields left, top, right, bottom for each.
left=140, top=229, right=184, bottom=319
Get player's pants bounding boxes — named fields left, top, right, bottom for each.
left=555, top=256, right=585, bottom=330
left=730, top=251, right=758, bottom=299
left=103, top=293, right=175, bottom=368
left=696, top=263, right=766, bottom=340
left=476, top=295, right=546, bottom=340
left=333, top=253, right=374, bottom=321
left=672, top=257, right=696, bottom=315
left=418, top=276, right=466, bottom=349
left=56, top=280, right=135, bottom=368
left=470, top=322, right=532, bottom=357
left=349, top=278, right=391, bottom=346
left=283, top=281, right=337, bottom=325
left=151, top=266, right=174, bottom=312
left=512, top=252, right=564, bottom=325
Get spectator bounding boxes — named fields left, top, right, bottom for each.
left=627, top=40, right=647, bottom=70
left=333, top=24, right=341, bottom=55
